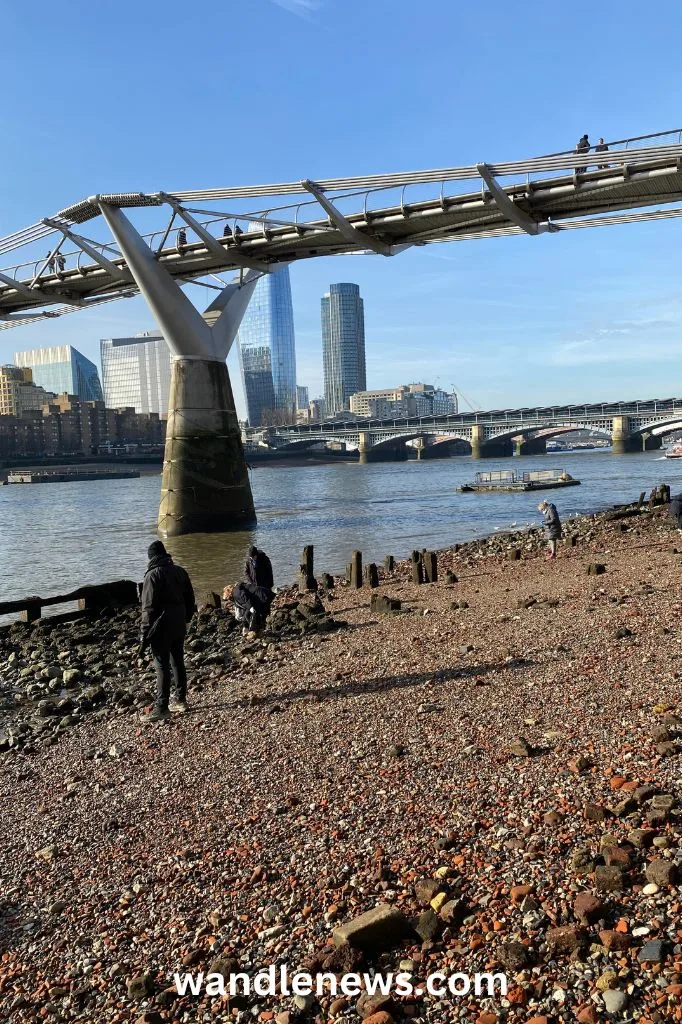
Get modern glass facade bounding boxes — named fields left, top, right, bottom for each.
left=100, top=331, right=172, bottom=417
left=321, top=283, right=366, bottom=418
left=296, top=385, right=309, bottom=410
left=14, top=345, right=103, bottom=402
left=237, top=265, right=297, bottom=426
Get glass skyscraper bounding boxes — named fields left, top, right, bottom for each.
left=321, top=283, right=366, bottom=418
left=100, top=331, right=172, bottom=416
left=237, top=265, right=297, bottom=427
left=14, top=344, right=103, bottom=402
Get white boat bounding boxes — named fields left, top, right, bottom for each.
left=665, top=443, right=682, bottom=458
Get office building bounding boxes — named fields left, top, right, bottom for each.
left=0, top=365, right=55, bottom=416
left=321, top=283, right=366, bottom=417
left=349, top=383, right=458, bottom=419
left=14, top=345, right=103, bottom=402
left=100, top=331, right=172, bottom=416
left=296, top=385, right=309, bottom=410
left=237, top=265, right=297, bottom=426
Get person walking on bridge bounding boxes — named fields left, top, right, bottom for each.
left=575, top=134, right=590, bottom=174
left=139, top=540, right=196, bottom=722
left=538, top=501, right=562, bottom=559
left=595, top=138, right=609, bottom=169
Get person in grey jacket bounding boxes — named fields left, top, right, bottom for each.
left=538, top=501, right=562, bottom=559
left=140, top=541, right=196, bottom=722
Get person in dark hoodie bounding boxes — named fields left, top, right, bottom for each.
left=140, top=541, right=196, bottom=722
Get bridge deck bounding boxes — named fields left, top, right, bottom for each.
left=2, top=131, right=682, bottom=327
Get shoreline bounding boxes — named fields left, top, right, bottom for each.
left=2, top=499, right=682, bottom=1023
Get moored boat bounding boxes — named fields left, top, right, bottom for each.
left=458, top=468, right=581, bottom=493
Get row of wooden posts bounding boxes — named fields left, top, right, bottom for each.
left=297, top=545, right=444, bottom=593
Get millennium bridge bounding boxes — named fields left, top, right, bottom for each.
left=2, top=129, right=682, bottom=532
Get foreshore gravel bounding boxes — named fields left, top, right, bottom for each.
left=2, top=499, right=682, bottom=1024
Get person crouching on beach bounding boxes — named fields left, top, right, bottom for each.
left=538, top=500, right=562, bottom=559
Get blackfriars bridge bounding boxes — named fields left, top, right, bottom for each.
left=2, top=129, right=682, bottom=533
left=249, top=399, right=682, bottom=460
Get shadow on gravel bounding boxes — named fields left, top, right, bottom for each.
left=198, top=658, right=534, bottom=714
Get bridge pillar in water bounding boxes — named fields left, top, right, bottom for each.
left=515, top=436, right=547, bottom=456
left=641, top=432, right=662, bottom=451
left=471, top=425, right=513, bottom=459
left=611, top=415, right=639, bottom=454
left=358, top=432, right=408, bottom=463
left=99, top=202, right=258, bottom=536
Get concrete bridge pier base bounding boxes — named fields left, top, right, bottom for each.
left=515, top=436, right=547, bottom=456
left=358, top=446, right=408, bottom=464
left=611, top=415, right=640, bottom=454
left=471, top=426, right=513, bottom=459
left=159, top=359, right=256, bottom=537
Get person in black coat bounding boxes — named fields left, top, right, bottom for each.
left=538, top=501, right=562, bottom=559
left=245, top=546, right=274, bottom=590
left=140, top=541, right=196, bottom=722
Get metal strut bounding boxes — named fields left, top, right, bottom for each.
left=302, top=179, right=396, bottom=256
left=159, top=195, right=270, bottom=274
left=476, top=163, right=555, bottom=236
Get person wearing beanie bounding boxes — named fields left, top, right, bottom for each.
left=139, top=540, right=196, bottom=722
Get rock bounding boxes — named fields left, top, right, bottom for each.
left=574, top=893, right=604, bottom=924
left=414, top=908, right=442, bottom=942
left=333, top=905, right=411, bottom=952
left=615, top=626, right=633, bottom=639
left=587, top=563, right=606, bottom=575
left=321, top=944, right=364, bottom=973
left=62, top=668, right=81, bottom=685
left=546, top=924, right=586, bottom=955
left=357, top=992, right=394, bottom=1019
left=293, top=993, right=315, bottom=1011
left=127, top=974, right=154, bottom=999
left=363, top=1014, right=394, bottom=1024
left=656, top=741, right=678, bottom=757
left=596, top=970, right=618, bottom=992
left=627, top=828, right=655, bottom=848
left=48, top=900, right=68, bottom=915
left=598, top=930, right=631, bottom=952
left=439, top=898, right=466, bottom=926
left=584, top=803, right=607, bottom=821
left=509, top=736, right=534, bottom=757
left=638, top=939, right=666, bottom=963
left=498, top=940, right=529, bottom=971
left=35, top=844, right=59, bottom=862
left=430, top=892, right=448, bottom=913
left=595, top=865, right=624, bottom=892
left=570, top=848, right=595, bottom=876
left=602, top=990, right=628, bottom=1014
left=642, top=882, right=660, bottom=895
left=414, top=879, right=443, bottom=906
left=645, top=859, right=678, bottom=886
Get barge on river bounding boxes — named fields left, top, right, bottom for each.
left=6, top=469, right=140, bottom=485
left=458, top=468, right=580, bottom=493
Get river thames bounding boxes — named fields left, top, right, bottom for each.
left=1, top=449, right=681, bottom=605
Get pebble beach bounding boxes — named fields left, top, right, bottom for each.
left=2, top=500, right=682, bottom=1024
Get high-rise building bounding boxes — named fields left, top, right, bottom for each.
left=349, top=383, right=458, bottom=419
left=321, top=283, right=366, bottom=418
left=100, top=331, right=172, bottom=416
left=14, top=345, right=103, bottom=402
left=296, top=385, right=309, bottom=410
left=0, top=365, right=55, bottom=416
left=237, top=266, right=297, bottom=426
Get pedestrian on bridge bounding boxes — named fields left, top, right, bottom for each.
left=575, top=134, right=590, bottom=174
left=595, top=138, right=609, bottom=169
left=177, top=227, right=187, bottom=253
left=139, top=540, right=196, bottom=722
left=538, top=500, right=562, bottom=559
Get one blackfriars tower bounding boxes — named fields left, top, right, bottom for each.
left=321, top=283, right=366, bottom=418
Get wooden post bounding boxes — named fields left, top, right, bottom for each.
left=410, top=550, right=424, bottom=584
left=298, top=544, right=316, bottom=592
left=363, top=563, right=379, bottom=588
left=423, top=551, right=438, bottom=583
left=384, top=555, right=395, bottom=572
left=508, top=548, right=521, bottom=561
left=20, top=600, right=41, bottom=623
left=350, top=551, right=362, bottom=589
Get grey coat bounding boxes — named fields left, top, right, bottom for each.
left=543, top=503, right=562, bottom=540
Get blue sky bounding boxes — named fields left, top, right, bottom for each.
left=2, top=0, right=682, bottom=416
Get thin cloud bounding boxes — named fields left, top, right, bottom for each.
left=269, top=0, right=323, bottom=17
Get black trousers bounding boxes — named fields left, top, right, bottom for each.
left=151, top=637, right=187, bottom=710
